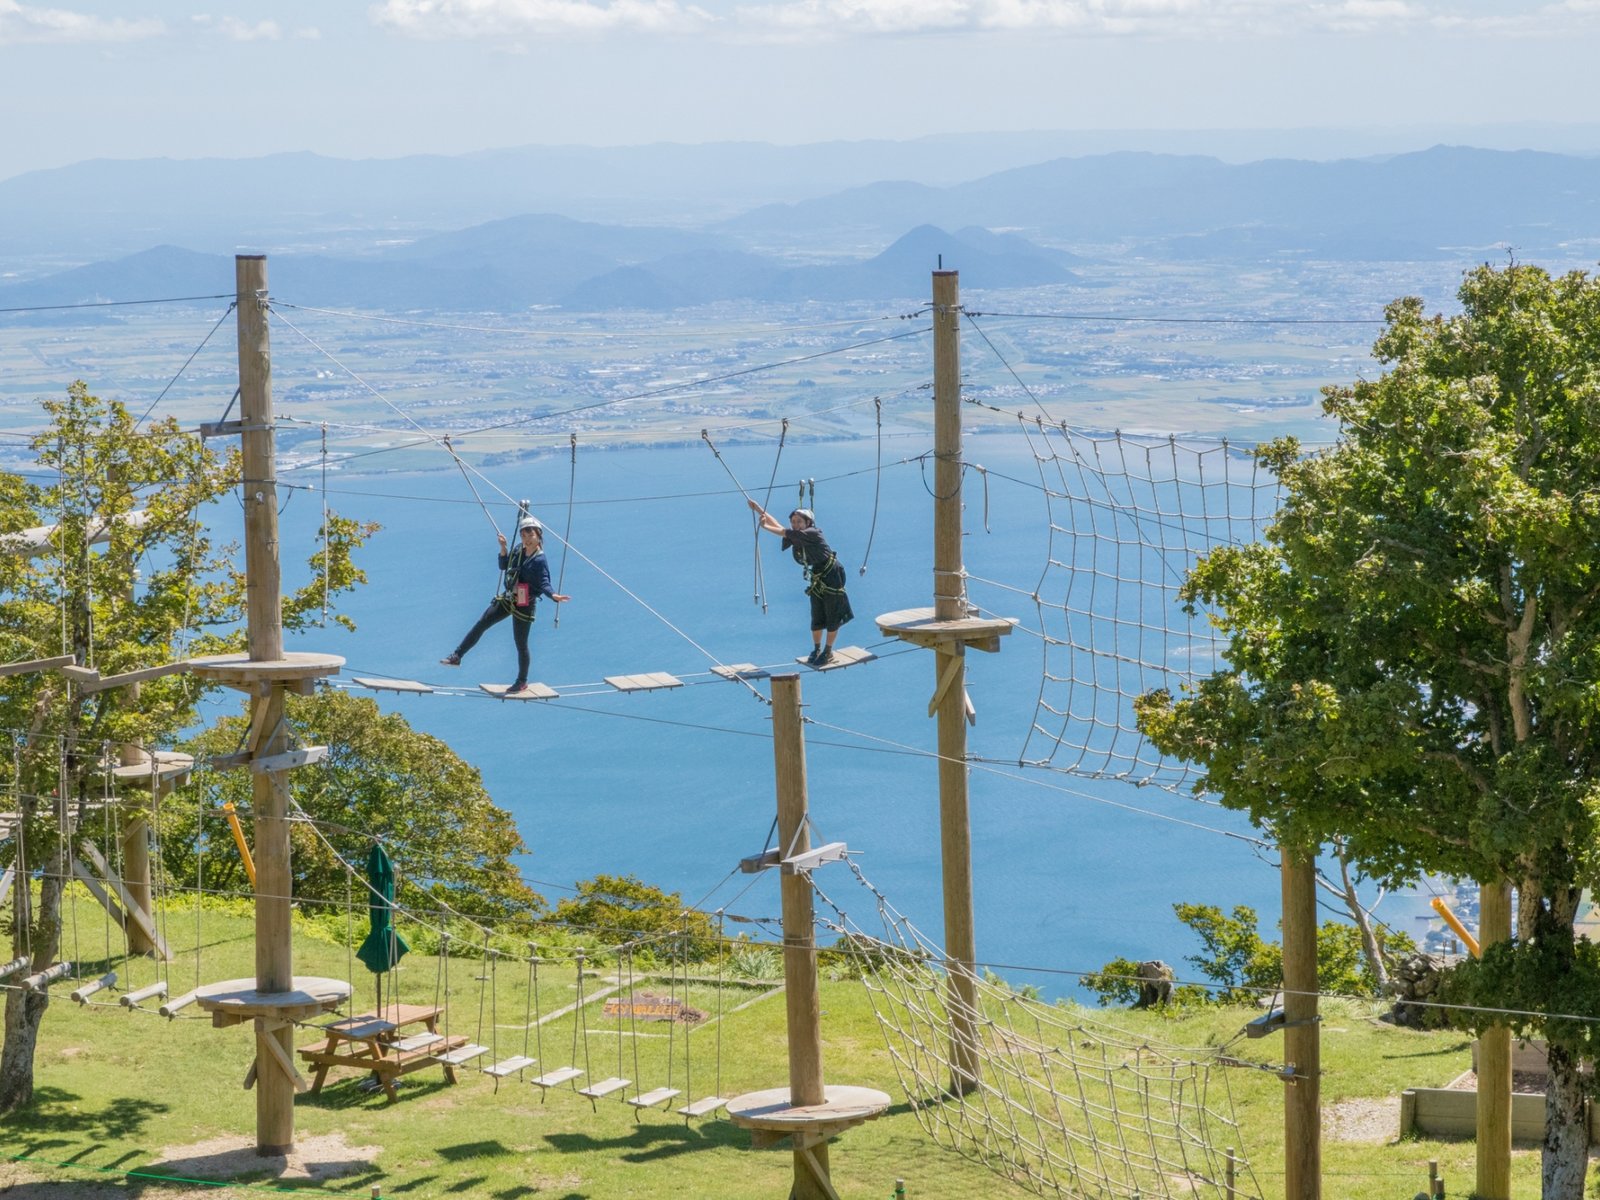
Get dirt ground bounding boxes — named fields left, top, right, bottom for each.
left=0, top=1132, right=380, bottom=1198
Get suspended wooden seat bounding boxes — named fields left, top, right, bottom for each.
left=391, top=1031, right=445, bottom=1053
left=711, top=663, right=768, bottom=681
left=578, top=1076, right=631, bottom=1100
left=480, top=682, right=558, bottom=700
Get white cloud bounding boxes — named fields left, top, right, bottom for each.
left=730, top=0, right=1597, bottom=39
left=0, top=0, right=162, bottom=43
left=371, top=0, right=714, bottom=37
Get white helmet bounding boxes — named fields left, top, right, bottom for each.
left=517, top=516, right=542, bottom=532
left=790, top=508, right=815, bottom=526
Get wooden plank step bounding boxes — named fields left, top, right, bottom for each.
left=484, top=1055, right=537, bottom=1078
left=352, top=675, right=434, bottom=694
left=604, top=672, right=682, bottom=693
left=390, top=1031, right=445, bottom=1052
left=480, top=682, right=558, bottom=701
left=435, top=1043, right=489, bottom=1066
left=578, top=1076, right=631, bottom=1099
left=710, top=663, right=768, bottom=681
left=320, top=1016, right=396, bottom=1040
left=796, top=645, right=876, bottom=672
left=677, top=1095, right=728, bottom=1118
left=628, top=1087, right=682, bottom=1109
left=532, top=1066, right=584, bottom=1088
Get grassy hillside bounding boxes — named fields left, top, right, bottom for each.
left=0, top=896, right=1541, bottom=1199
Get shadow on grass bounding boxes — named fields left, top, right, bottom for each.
left=298, top=1073, right=458, bottom=1110
left=1382, top=1041, right=1473, bottom=1060
left=437, top=1140, right=514, bottom=1162
left=6, top=1088, right=169, bottom=1141
left=545, top=1119, right=742, bottom=1164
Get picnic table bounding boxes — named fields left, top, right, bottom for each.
left=298, top=1003, right=466, bottom=1101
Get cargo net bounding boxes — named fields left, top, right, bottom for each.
left=973, top=422, right=1280, bottom=788
left=812, top=860, right=1262, bottom=1200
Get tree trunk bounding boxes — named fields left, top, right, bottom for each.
left=1336, top=847, right=1389, bottom=991
left=1543, top=1041, right=1588, bottom=1200
left=0, top=986, right=49, bottom=1114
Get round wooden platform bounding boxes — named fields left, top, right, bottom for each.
left=876, top=606, right=1017, bottom=648
left=193, top=976, right=352, bottom=1024
left=109, top=750, right=195, bottom=786
left=187, top=651, right=345, bottom=687
left=726, top=1084, right=892, bottom=1137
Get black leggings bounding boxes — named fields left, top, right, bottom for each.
left=454, top=600, right=534, bottom=684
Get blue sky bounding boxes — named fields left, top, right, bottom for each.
left=3, top=0, right=1598, bottom=176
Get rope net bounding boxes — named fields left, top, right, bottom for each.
left=987, top=421, right=1279, bottom=787
left=813, top=860, right=1262, bottom=1200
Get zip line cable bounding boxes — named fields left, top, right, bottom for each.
left=0, top=293, right=235, bottom=315
left=134, top=302, right=237, bottom=429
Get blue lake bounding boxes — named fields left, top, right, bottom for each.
left=221, top=430, right=1394, bottom=998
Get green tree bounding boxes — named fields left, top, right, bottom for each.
left=1137, top=263, right=1600, bottom=1197
left=549, top=874, right=717, bottom=962
left=0, top=384, right=369, bottom=1114
left=165, top=689, right=543, bottom=924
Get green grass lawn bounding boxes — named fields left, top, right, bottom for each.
left=1, top=897, right=1547, bottom=1199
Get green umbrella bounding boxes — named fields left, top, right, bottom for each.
left=355, top=843, right=409, bottom=980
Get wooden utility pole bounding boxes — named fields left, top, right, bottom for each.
left=876, top=269, right=1014, bottom=1097
left=931, top=269, right=980, bottom=1092
left=1280, top=848, right=1321, bottom=1200
left=237, top=254, right=294, bottom=1154
left=1476, top=879, right=1512, bottom=1200
left=772, top=673, right=830, bottom=1197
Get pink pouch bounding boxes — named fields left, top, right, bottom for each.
left=514, top=582, right=530, bottom=606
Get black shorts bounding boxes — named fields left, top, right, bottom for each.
left=809, top=589, right=854, bottom=633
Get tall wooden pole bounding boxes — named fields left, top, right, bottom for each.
left=931, top=270, right=980, bottom=1093
left=236, top=255, right=294, bottom=1155
left=1476, top=879, right=1512, bottom=1200
left=771, top=674, right=830, bottom=1199
left=1280, top=848, right=1321, bottom=1200
left=117, top=743, right=155, bottom=957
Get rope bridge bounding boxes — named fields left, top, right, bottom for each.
left=812, top=860, right=1263, bottom=1200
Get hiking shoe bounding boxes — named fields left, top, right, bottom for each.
left=805, top=647, right=821, bottom=665
left=440, top=653, right=461, bottom=666
left=507, top=682, right=530, bottom=695
left=815, top=647, right=835, bottom=667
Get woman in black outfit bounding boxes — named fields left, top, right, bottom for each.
left=441, top=516, right=569, bottom=693
left=749, top=500, right=854, bottom=665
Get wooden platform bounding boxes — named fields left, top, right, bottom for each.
left=795, top=646, right=875, bottom=672
left=727, top=1085, right=892, bottom=1150
left=193, top=976, right=352, bottom=1026
left=875, top=607, right=1017, bottom=652
left=109, top=750, right=195, bottom=787
left=480, top=682, right=558, bottom=701
left=353, top=676, right=434, bottom=694
left=187, top=651, right=345, bottom=695
left=605, top=672, right=683, bottom=693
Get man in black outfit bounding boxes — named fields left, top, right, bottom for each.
left=441, top=516, right=570, bottom=693
left=749, top=500, right=854, bottom=665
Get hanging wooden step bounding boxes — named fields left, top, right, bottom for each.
left=578, top=1076, right=631, bottom=1099
left=353, top=676, right=434, bottom=694
left=795, top=646, right=876, bottom=671
left=480, top=682, right=558, bottom=701
left=435, top=1043, right=489, bottom=1066
left=711, top=663, right=768, bottom=681
left=484, top=1055, right=537, bottom=1078
left=604, top=673, right=682, bottom=693
left=391, top=1031, right=445, bottom=1053
left=677, top=1095, right=729, bottom=1118
left=628, top=1086, right=682, bottom=1109
left=532, top=1066, right=584, bottom=1088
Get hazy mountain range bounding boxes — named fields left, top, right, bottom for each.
left=1, top=142, right=1596, bottom=313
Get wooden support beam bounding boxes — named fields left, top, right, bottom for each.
left=927, top=649, right=963, bottom=717
left=71, top=857, right=128, bottom=932
left=256, top=1023, right=309, bottom=1093
left=739, top=849, right=781, bottom=874
left=78, top=840, right=170, bottom=959
left=0, top=654, right=77, bottom=677
left=79, top=661, right=189, bottom=694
